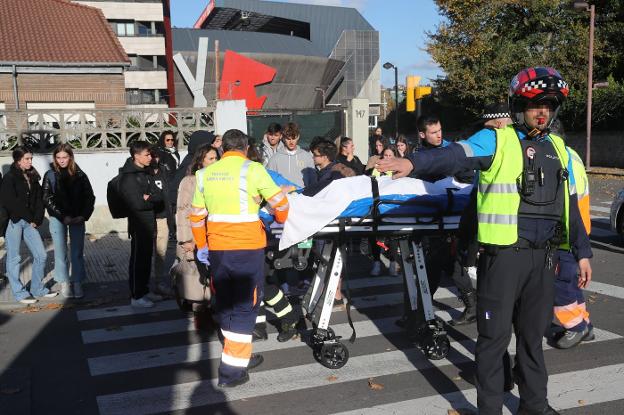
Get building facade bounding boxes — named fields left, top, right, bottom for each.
left=73, top=0, right=176, bottom=107
left=0, top=0, right=129, bottom=111
left=175, top=0, right=380, bottom=118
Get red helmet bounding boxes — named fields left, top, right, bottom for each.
left=508, top=67, right=569, bottom=132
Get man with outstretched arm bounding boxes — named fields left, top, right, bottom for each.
left=377, top=67, right=592, bottom=415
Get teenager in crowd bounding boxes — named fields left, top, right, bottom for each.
left=43, top=144, right=95, bottom=299
left=1, top=146, right=58, bottom=304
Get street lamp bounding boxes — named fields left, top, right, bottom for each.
left=383, top=62, right=399, bottom=139
left=573, top=1, right=595, bottom=169
left=314, top=87, right=326, bottom=109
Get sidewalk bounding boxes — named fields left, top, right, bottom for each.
left=0, top=233, right=138, bottom=305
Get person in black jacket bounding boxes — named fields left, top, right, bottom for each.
left=42, top=144, right=95, bottom=299
left=336, top=136, right=365, bottom=175
left=157, top=131, right=180, bottom=239
left=149, top=147, right=173, bottom=296
left=120, top=141, right=163, bottom=308
left=302, top=140, right=355, bottom=197
left=0, top=146, right=58, bottom=304
left=156, top=130, right=180, bottom=174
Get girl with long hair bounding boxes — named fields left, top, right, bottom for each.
left=1, top=146, right=58, bottom=303
left=42, top=143, right=95, bottom=298
left=396, top=135, right=411, bottom=157
left=336, top=136, right=365, bottom=175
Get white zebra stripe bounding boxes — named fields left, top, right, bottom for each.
left=332, top=363, right=624, bottom=415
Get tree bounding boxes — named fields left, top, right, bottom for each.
left=426, top=0, right=624, bottom=130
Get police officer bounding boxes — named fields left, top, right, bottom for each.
left=452, top=103, right=513, bottom=326
left=190, top=129, right=290, bottom=388
left=377, top=67, right=592, bottom=415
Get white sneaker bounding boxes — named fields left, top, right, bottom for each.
left=131, top=296, right=155, bottom=308
left=73, top=282, right=84, bottom=299
left=370, top=261, right=382, bottom=276
left=145, top=291, right=164, bottom=302
left=19, top=296, right=38, bottom=305
left=61, top=282, right=74, bottom=298
left=388, top=261, right=398, bottom=276
left=43, top=291, right=59, bottom=298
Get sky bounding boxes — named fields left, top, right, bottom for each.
left=170, top=0, right=445, bottom=87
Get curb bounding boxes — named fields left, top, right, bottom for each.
left=587, top=167, right=624, bottom=177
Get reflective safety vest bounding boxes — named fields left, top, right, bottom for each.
left=477, top=125, right=570, bottom=247
left=190, top=151, right=288, bottom=251
left=568, top=147, right=591, bottom=235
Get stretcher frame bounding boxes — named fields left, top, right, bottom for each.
left=270, top=209, right=461, bottom=368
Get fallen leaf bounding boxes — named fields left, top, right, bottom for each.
left=43, top=303, right=63, bottom=310
left=448, top=410, right=460, bottom=415
left=19, top=306, right=43, bottom=313
left=367, top=377, right=384, bottom=391
left=578, top=400, right=586, bottom=406
left=327, top=375, right=338, bottom=382
left=0, top=387, right=21, bottom=395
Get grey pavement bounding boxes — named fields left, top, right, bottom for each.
left=0, top=175, right=623, bottom=414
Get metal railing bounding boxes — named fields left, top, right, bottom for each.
left=0, top=106, right=215, bottom=152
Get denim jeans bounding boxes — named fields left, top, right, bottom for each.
left=49, top=216, right=86, bottom=283
left=4, top=219, right=48, bottom=301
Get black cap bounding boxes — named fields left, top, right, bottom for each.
left=481, top=102, right=510, bottom=120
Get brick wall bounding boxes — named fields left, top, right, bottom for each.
left=0, top=72, right=126, bottom=109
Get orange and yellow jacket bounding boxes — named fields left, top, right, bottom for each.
left=190, top=151, right=289, bottom=251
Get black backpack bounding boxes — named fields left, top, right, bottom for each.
left=107, top=173, right=128, bottom=219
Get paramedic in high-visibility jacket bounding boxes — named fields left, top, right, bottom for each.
left=553, top=147, right=595, bottom=349
left=377, top=67, right=593, bottom=415
left=190, top=129, right=289, bottom=388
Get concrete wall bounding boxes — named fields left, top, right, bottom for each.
left=119, top=37, right=166, bottom=56
left=124, top=70, right=168, bottom=89
left=0, top=149, right=187, bottom=236
left=563, top=131, right=624, bottom=169
left=75, top=1, right=164, bottom=21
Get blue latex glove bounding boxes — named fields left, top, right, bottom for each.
left=196, top=246, right=210, bottom=265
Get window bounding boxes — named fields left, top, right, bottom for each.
left=111, top=21, right=135, bottom=37
left=137, top=21, right=152, bottom=36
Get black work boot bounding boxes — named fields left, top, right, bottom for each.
left=450, top=289, right=477, bottom=326
left=252, top=324, right=268, bottom=342
left=277, top=320, right=299, bottom=342
left=247, top=354, right=264, bottom=371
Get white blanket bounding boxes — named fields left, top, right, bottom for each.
left=277, top=175, right=471, bottom=250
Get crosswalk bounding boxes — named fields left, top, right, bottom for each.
left=76, top=226, right=624, bottom=415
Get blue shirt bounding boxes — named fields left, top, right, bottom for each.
left=406, top=127, right=591, bottom=258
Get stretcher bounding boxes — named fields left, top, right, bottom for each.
left=267, top=177, right=471, bottom=369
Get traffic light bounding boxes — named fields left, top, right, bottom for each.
left=415, top=86, right=432, bottom=100
left=406, top=75, right=420, bottom=112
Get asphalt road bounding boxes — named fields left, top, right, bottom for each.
left=1, top=175, right=623, bottom=415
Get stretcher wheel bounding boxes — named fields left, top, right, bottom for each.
left=314, top=342, right=349, bottom=369
left=294, top=258, right=308, bottom=271
left=421, top=331, right=450, bottom=360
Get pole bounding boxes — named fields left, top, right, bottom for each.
left=215, top=40, right=220, bottom=100
left=12, top=65, right=19, bottom=110
left=586, top=4, right=595, bottom=169
left=394, top=66, right=399, bottom=139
